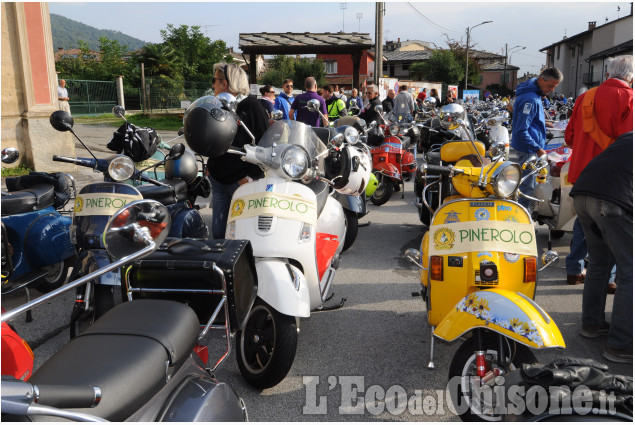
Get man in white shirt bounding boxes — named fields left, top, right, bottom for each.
left=57, top=79, right=71, bottom=113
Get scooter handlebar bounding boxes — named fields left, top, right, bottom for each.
left=52, top=155, right=94, bottom=168
left=2, top=380, right=101, bottom=409
left=421, top=163, right=453, bottom=176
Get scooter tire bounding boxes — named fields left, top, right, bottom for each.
left=32, top=259, right=71, bottom=293
left=550, top=229, right=566, bottom=239
left=448, top=332, right=536, bottom=422
left=342, top=209, right=359, bottom=252
left=370, top=174, right=393, bottom=206
left=236, top=298, right=297, bottom=390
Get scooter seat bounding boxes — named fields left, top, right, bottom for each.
left=136, top=178, right=188, bottom=205
left=0, top=184, right=54, bottom=216
left=28, top=299, right=200, bottom=422
left=306, top=179, right=329, bottom=217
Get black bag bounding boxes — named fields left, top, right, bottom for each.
left=124, top=238, right=257, bottom=331
left=5, top=171, right=73, bottom=209
left=107, top=122, right=159, bottom=162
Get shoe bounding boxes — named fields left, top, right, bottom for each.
left=603, top=345, right=633, bottom=364
left=579, top=322, right=610, bottom=338
left=567, top=274, right=585, bottom=285
left=607, top=282, right=617, bottom=294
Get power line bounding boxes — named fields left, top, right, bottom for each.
left=406, top=3, right=459, bottom=33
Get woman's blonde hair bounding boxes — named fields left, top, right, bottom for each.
left=213, top=62, right=250, bottom=96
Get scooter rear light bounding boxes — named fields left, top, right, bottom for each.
left=430, top=256, right=443, bottom=280
left=193, top=344, right=209, bottom=365
left=524, top=257, right=537, bottom=282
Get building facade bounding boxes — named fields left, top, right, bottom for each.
left=540, top=11, right=633, bottom=97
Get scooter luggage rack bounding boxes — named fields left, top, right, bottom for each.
left=124, top=262, right=232, bottom=372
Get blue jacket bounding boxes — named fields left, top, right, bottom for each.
left=511, top=78, right=546, bottom=154
left=274, top=92, right=295, bottom=119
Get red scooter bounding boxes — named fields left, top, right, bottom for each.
left=368, top=122, right=418, bottom=205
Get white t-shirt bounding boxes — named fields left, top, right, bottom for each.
left=58, top=86, right=68, bottom=99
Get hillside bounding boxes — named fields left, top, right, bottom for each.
left=51, top=13, right=147, bottom=52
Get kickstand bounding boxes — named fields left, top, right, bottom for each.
left=25, top=287, right=33, bottom=323
left=316, top=297, right=347, bottom=311
left=401, top=182, right=405, bottom=199
left=359, top=221, right=371, bottom=227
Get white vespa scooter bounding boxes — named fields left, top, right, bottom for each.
left=183, top=96, right=369, bottom=389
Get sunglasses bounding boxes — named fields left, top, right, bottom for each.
left=285, top=84, right=293, bottom=88
left=212, top=65, right=231, bottom=87
left=267, top=90, right=275, bottom=94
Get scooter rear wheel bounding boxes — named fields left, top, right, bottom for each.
left=370, top=174, right=393, bottom=206
left=33, top=259, right=70, bottom=293
left=236, top=298, right=297, bottom=389
left=448, top=332, right=537, bottom=422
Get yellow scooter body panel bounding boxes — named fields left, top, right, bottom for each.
left=433, top=289, right=566, bottom=349
left=420, top=198, right=537, bottom=327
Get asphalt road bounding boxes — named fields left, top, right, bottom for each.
left=2, top=123, right=631, bottom=421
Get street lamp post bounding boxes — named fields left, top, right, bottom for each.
left=465, top=20, right=493, bottom=90
left=507, top=46, right=525, bottom=90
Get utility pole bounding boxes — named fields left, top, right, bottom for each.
left=374, top=2, right=384, bottom=85
left=340, top=3, right=347, bottom=32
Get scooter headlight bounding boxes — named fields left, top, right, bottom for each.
left=490, top=161, right=521, bottom=198
left=344, top=127, right=360, bottom=144
left=389, top=124, right=399, bottom=136
left=108, top=156, right=135, bottom=181
left=281, top=145, right=309, bottom=179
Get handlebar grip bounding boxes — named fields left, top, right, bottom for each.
left=35, top=384, right=101, bottom=409
left=52, top=155, right=94, bottom=168
left=52, top=155, right=79, bottom=164
left=422, top=164, right=452, bottom=175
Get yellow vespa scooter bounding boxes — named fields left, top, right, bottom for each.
left=404, top=106, right=564, bottom=421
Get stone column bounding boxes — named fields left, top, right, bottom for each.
left=1, top=2, right=75, bottom=172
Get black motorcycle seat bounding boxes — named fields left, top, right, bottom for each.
left=136, top=178, right=188, bottom=205
left=307, top=179, right=329, bottom=216
left=29, top=299, right=200, bottom=422
left=1, top=183, right=55, bottom=216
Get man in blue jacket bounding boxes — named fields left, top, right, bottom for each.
left=274, top=78, right=295, bottom=119
left=511, top=67, right=563, bottom=206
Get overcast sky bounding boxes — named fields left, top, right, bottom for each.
left=49, top=1, right=632, bottom=76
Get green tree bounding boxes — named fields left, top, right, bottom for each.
left=259, top=55, right=325, bottom=89
left=409, top=61, right=427, bottom=81
left=293, top=57, right=326, bottom=88
left=444, top=38, right=482, bottom=87
left=138, top=43, right=178, bottom=78
left=420, top=50, right=463, bottom=84
left=159, top=24, right=233, bottom=82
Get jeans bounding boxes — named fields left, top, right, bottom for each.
left=565, top=218, right=617, bottom=280
left=510, top=149, right=536, bottom=209
left=575, top=195, right=633, bottom=349
left=209, top=176, right=240, bottom=239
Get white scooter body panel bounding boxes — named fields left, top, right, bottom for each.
left=255, top=259, right=310, bottom=317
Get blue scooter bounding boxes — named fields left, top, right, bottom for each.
left=1, top=148, right=76, bottom=296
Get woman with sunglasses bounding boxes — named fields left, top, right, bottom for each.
left=208, top=62, right=270, bottom=239
left=258, top=85, right=276, bottom=117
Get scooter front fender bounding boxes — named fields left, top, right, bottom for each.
left=374, top=162, right=400, bottom=179
left=255, top=259, right=310, bottom=318
left=433, top=289, right=565, bottom=349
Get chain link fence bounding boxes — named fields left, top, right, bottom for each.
left=65, top=80, right=117, bottom=115
left=142, top=79, right=213, bottom=113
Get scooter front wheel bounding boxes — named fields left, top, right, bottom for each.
left=70, top=284, right=118, bottom=338
left=33, top=259, right=71, bottom=293
left=342, top=209, right=358, bottom=252
left=370, top=174, right=393, bottom=206
left=448, top=332, right=536, bottom=422
left=236, top=298, right=297, bottom=389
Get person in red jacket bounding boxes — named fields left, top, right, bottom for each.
left=563, top=55, right=633, bottom=288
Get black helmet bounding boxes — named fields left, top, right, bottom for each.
left=183, top=95, right=237, bottom=158
left=164, top=148, right=198, bottom=183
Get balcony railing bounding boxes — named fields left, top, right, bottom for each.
left=583, top=72, right=602, bottom=85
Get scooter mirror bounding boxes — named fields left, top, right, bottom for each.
left=167, top=143, right=186, bottom=160
left=404, top=248, right=424, bottom=269
left=540, top=250, right=559, bottom=271
left=1, top=147, right=20, bottom=164
left=374, top=105, right=384, bottom=114
left=104, top=200, right=171, bottom=260
left=112, top=105, right=126, bottom=118
left=307, top=99, right=321, bottom=112
left=178, top=127, right=184, bottom=136
left=49, top=110, right=74, bottom=132
left=271, top=110, right=284, bottom=121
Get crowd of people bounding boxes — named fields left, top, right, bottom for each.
left=196, top=54, right=633, bottom=365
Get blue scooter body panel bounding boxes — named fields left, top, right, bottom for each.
left=2, top=207, right=74, bottom=277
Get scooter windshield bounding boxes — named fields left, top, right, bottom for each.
left=258, top=120, right=327, bottom=161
